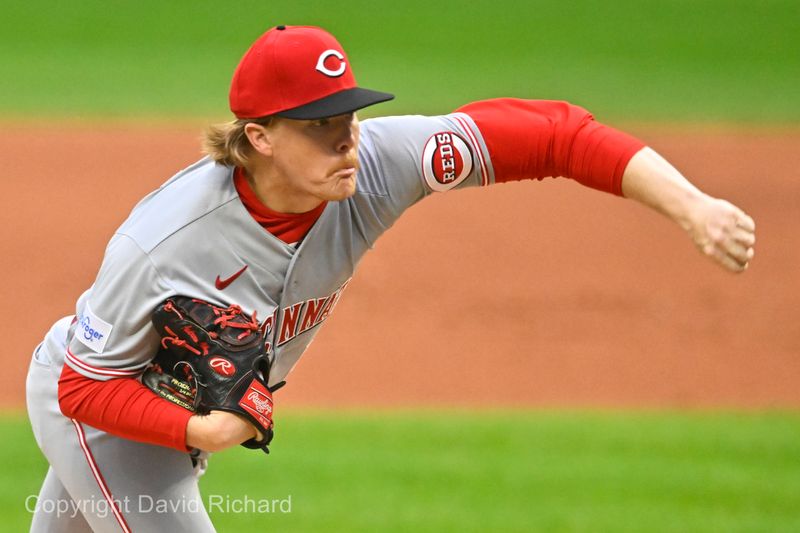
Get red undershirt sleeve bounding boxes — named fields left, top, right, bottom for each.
left=455, top=98, right=645, bottom=196
left=58, top=363, right=192, bottom=452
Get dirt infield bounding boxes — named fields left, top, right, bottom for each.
left=2, top=122, right=797, bottom=408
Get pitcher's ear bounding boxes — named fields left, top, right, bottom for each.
left=244, top=121, right=275, bottom=157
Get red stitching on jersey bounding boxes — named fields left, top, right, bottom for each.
left=454, top=115, right=489, bottom=186
left=71, top=419, right=132, bottom=532
left=65, top=348, right=140, bottom=377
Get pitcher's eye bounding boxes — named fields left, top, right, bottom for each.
left=311, top=118, right=329, bottom=127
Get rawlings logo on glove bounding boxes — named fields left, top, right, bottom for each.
left=142, top=296, right=283, bottom=454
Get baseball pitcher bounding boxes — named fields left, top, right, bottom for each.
left=25, top=25, right=755, bottom=532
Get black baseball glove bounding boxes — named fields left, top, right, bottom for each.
left=142, top=296, right=282, bottom=453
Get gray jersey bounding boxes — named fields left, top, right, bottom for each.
left=27, top=112, right=496, bottom=532
left=47, top=112, right=495, bottom=388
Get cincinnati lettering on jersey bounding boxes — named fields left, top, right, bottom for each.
left=276, top=279, right=351, bottom=346
left=260, top=312, right=276, bottom=355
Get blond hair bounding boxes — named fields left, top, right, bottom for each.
left=202, top=116, right=273, bottom=168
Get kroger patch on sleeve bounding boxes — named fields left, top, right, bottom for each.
left=76, top=303, right=114, bottom=354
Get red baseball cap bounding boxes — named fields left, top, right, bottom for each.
left=229, top=25, right=394, bottom=120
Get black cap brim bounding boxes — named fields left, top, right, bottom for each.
left=275, top=87, right=395, bottom=119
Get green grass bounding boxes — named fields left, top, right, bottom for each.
left=5, top=410, right=800, bottom=532
left=0, top=0, right=798, bottom=122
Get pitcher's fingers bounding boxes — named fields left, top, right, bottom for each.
left=723, top=239, right=755, bottom=265
left=734, top=213, right=756, bottom=232
left=731, top=227, right=756, bottom=247
left=710, top=246, right=749, bottom=272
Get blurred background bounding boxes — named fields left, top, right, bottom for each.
left=1, top=1, right=798, bottom=531
left=2, top=0, right=798, bottom=122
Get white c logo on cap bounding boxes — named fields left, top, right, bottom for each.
left=316, top=49, right=346, bottom=77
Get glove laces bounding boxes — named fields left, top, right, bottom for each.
left=161, top=326, right=202, bottom=355
left=196, top=299, right=260, bottom=340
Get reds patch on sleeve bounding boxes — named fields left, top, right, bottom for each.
left=75, top=303, right=113, bottom=354
left=421, top=131, right=474, bottom=192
